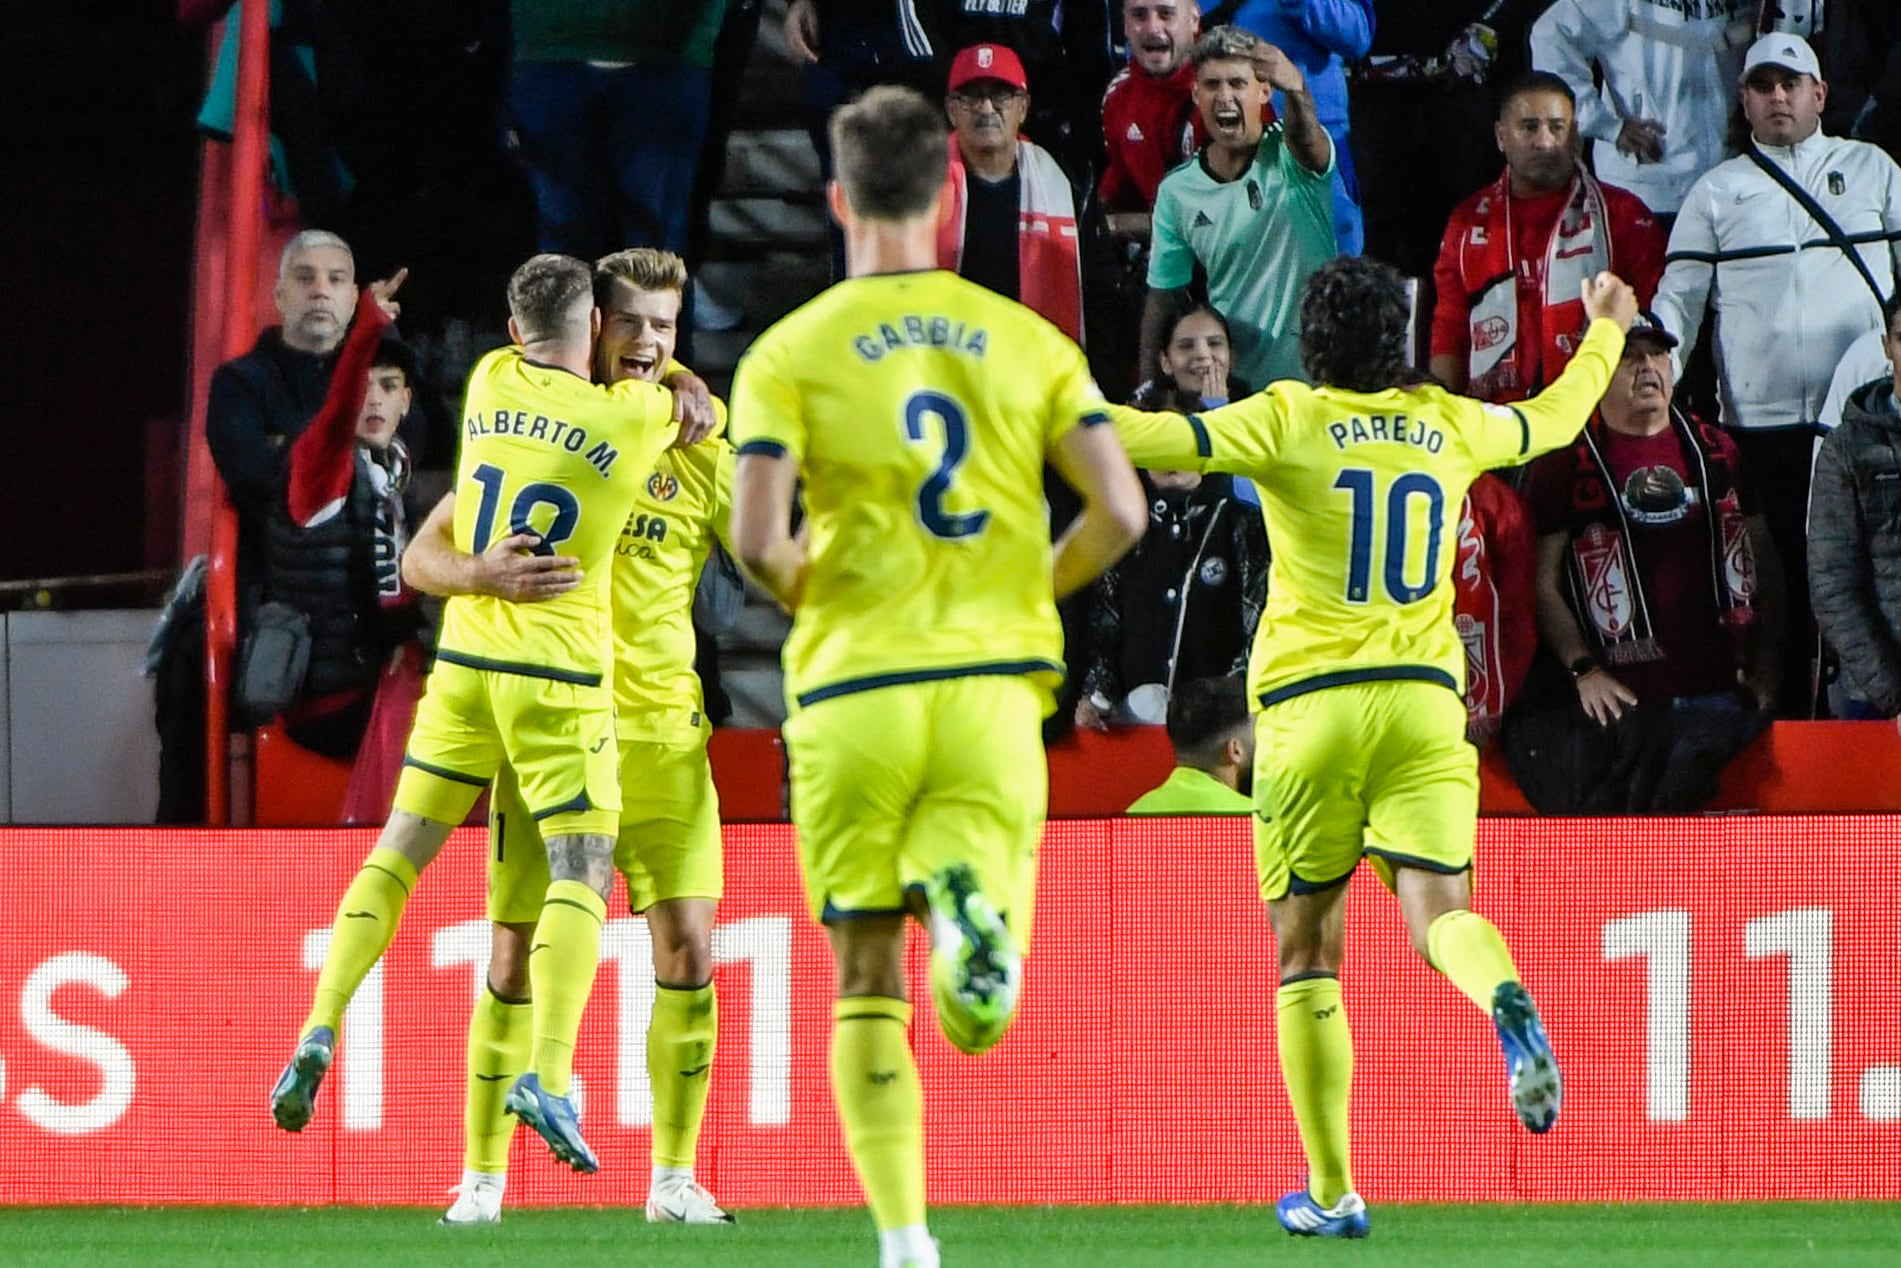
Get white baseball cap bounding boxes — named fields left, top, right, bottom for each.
left=1741, top=33, right=1822, bottom=82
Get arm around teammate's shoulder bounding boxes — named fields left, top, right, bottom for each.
left=1049, top=421, right=1147, bottom=601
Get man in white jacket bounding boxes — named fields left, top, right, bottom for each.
left=1532, top=0, right=1755, bottom=218
left=1653, top=32, right=1901, bottom=713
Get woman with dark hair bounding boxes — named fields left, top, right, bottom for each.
left=1078, top=300, right=1267, bottom=730
left=1131, top=298, right=1252, bottom=412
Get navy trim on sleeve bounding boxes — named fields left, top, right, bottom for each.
left=1184, top=412, right=1213, bottom=458
left=1079, top=409, right=1112, bottom=428
left=1510, top=406, right=1530, bottom=457
left=736, top=439, right=789, bottom=458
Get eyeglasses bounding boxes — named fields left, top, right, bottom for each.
left=951, top=87, right=1024, bottom=111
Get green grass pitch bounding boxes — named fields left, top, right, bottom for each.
left=2, top=1204, right=1898, bottom=1266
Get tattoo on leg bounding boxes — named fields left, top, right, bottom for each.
left=546, top=833, right=615, bottom=896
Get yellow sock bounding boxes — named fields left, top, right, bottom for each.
left=302, top=847, right=417, bottom=1035
left=649, top=982, right=718, bottom=1169
left=465, top=986, right=532, bottom=1174
left=529, top=880, right=608, bottom=1097
left=1426, top=910, right=1520, bottom=1012
left=831, top=997, right=925, bottom=1232
left=1276, top=976, right=1355, bottom=1207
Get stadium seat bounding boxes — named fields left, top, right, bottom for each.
left=252, top=723, right=353, bottom=826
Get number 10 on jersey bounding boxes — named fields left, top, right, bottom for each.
left=1333, top=468, right=1445, bottom=605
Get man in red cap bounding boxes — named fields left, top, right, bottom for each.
left=937, top=42, right=1085, bottom=344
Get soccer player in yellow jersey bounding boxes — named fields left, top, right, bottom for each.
left=1112, top=255, right=1640, bottom=1238
left=728, top=86, right=1148, bottom=1268
left=404, top=249, right=737, bottom=1225
left=270, top=254, right=708, bottom=1177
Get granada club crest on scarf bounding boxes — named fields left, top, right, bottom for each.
left=1561, top=410, right=1757, bottom=666
left=1576, top=521, right=1636, bottom=642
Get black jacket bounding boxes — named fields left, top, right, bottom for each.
left=263, top=444, right=420, bottom=704
left=1081, top=471, right=1268, bottom=704
left=1809, top=376, right=1901, bottom=714
left=207, top=327, right=335, bottom=525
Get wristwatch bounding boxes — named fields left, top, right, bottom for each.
left=1568, top=655, right=1596, bottom=679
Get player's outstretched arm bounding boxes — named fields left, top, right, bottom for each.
left=399, top=492, right=582, bottom=603
left=1479, top=271, right=1637, bottom=467
left=731, top=450, right=807, bottom=612
left=1048, top=423, right=1148, bottom=601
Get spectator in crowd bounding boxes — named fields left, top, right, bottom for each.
left=1132, top=297, right=1250, bottom=407
left=208, top=231, right=362, bottom=603
left=934, top=0, right=1117, bottom=181
left=1821, top=327, right=1894, bottom=433
left=1532, top=0, right=1755, bottom=220
left=1350, top=0, right=1533, bottom=281
left=1759, top=0, right=1901, bottom=156
left=785, top=0, right=944, bottom=279
left=1125, top=675, right=1255, bottom=813
left=262, top=275, right=426, bottom=761
left=1653, top=32, right=1901, bottom=713
left=1230, top=0, right=1373, bottom=255
left=1507, top=317, right=1780, bottom=813
left=1100, top=0, right=1204, bottom=242
left=1143, top=25, right=1335, bottom=391
left=507, top=1, right=725, bottom=261
left=1079, top=302, right=1267, bottom=731
left=938, top=43, right=1084, bottom=342
left=1454, top=472, right=1538, bottom=747
left=1809, top=294, right=1901, bottom=721
left=1431, top=71, right=1667, bottom=402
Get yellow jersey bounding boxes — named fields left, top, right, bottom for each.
left=611, top=414, right=734, bottom=744
left=729, top=270, right=1108, bottom=709
left=1114, top=318, right=1626, bottom=708
left=438, top=346, right=677, bottom=686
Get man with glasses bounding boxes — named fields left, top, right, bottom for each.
left=937, top=43, right=1085, bottom=344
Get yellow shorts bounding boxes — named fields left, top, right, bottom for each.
left=1252, top=679, right=1477, bottom=901
left=393, top=658, right=620, bottom=838
left=487, top=737, right=724, bottom=923
left=783, top=674, right=1048, bottom=939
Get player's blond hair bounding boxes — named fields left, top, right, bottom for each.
left=829, top=85, right=949, bottom=222
left=594, top=248, right=688, bottom=305
left=506, top=253, right=594, bottom=344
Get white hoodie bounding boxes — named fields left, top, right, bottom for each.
left=1652, top=128, right=1901, bottom=431
left=1532, top=0, right=1754, bottom=215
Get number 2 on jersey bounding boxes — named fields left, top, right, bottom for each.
left=1333, top=468, right=1444, bottom=604
left=469, top=462, right=580, bottom=556
left=903, top=390, right=990, bottom=540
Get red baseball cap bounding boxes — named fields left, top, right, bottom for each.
left=948, top=43, right=1028, bottom=94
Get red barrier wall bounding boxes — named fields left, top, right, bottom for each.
left=0, top=819, right=1896, bottom=1206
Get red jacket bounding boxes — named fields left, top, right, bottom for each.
left=1098, top=61, right=1200, bottom=213
left=1431, top=175, right=1665, bottom=400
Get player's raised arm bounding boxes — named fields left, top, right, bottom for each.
left=1467, top=271, right=1637, bottom=469
left=400, top=491, right=582, bottom=602
left=1048, top=420, right=1148, bottom=601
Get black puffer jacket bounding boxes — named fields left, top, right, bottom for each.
left=1809, top=376, right=1901, bottom=714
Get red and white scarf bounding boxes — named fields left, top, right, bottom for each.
left=938, top=136, right=1083, bottom=342
left=1464, top=170, right=1613, bottom=400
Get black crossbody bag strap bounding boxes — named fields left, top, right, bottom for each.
left=1744, top=147, right=1892, bottom=307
